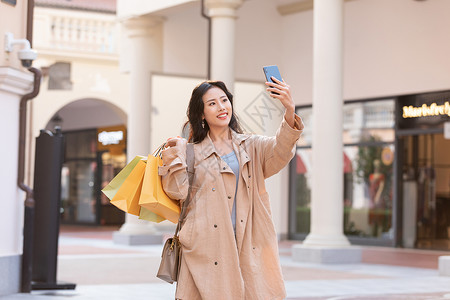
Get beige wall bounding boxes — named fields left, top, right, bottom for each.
left=31, top=5, right=127, bottom=136
left=0, top=1, right=28, bottom=69
left=32, top=57, right=129, bottom=137
left=117, top=0, right=194, bottom=19
left=281, top=0, right=450, bottom=104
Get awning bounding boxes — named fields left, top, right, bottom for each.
left=296, top=154, right=307, bottom=174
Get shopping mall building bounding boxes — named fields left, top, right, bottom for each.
left=1, top=0, right=449, bottom=295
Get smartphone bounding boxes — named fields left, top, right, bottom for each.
left=263, top=65, right=282, bottom=94
left=263, top=65, right=282, bottom=84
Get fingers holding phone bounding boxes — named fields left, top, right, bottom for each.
left=266, top=76, right=287, bottom=95
left=263, top=65, right=294, bottom=112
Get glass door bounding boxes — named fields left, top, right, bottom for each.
left=401, top=133, right=450, bottom=250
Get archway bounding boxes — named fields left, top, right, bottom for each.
left=45, top=98, right=127, bottom=131
left=45, top=98, right=128, bottom=226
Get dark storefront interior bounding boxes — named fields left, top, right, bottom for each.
left=60, top=125, right=126, bottom=226
left=397, top=91, right=450, bottom=250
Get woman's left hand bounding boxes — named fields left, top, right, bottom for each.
left=265, top=77, right=296, bottom=128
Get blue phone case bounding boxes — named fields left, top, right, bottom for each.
left=263, top=65, right=282, bottom=83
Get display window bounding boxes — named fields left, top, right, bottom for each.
left=291, top=99, right=395, bottom=244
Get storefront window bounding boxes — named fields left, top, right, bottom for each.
left=61, top=130, right=98, bottom=224
left=344, top=144, right=394, bottom=238
left=292, top=99, right=395, bottom=241
left=293, top=149, right=312, bottom=234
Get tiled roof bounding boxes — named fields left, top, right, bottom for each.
left=35, top=0, right=116, bottom=14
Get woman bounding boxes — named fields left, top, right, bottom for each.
left=159, top=77, right=304, bottom=299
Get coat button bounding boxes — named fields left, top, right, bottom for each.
left=214, top=224, right=217, bottom=228
left=214, top=262, right=218, bottom=265
left=241, top=220, right=243, bottom=223
left=223, top=167, right=226, bottom=170
left=228, top=196, right=232, bottom=199
left=212, top=188, right=216, bottom=192
left=248, top=175, right=251, bottom=178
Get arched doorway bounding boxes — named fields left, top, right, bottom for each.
left=45, top=99, right=127, bottom=226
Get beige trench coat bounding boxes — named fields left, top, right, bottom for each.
left=159, top=115, right=303, bottom=300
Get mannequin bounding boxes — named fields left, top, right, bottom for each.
left=369, top=159, right=385, bottom=209
left=368, top=159, right=385, bottom=236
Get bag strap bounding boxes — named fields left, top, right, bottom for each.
left=174, top=143, right=194, bottom=235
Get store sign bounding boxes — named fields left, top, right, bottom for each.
left=402, top=102, right=450, bottom=119
left=445, top=122, right=450, bottom=140
left=398, top=92, right=450, bottom=130
left=98, top=130, right=124, bottom=146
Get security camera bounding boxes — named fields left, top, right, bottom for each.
left=18, top=48, right=37, bottom=68
left=4, top=32, right=37, bottom=68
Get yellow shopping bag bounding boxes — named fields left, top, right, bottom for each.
left=102, top=156, right=165, bottom=223
left=139, top=206, right=165, bottom=223
left=139, top=153, right=181, bottom=223
left=101, top=156, right=144, bottom=202
left=110, top=159, right=146, bottom=215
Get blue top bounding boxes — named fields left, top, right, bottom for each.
left=221, top=151, right=239, bottom=235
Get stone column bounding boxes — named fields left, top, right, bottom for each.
left=292, top=0, right=361, bottom=263
left=113, top=16, right=165, bottom=245
left=205, top=0, right=243, bottom=92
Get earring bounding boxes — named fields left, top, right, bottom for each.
left=202, top=119, right=205, bottom=129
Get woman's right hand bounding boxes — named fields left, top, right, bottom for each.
left=165, top=136, right=186, bottom=148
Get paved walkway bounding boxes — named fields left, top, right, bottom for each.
left=1, top=226, right=450, bottom=300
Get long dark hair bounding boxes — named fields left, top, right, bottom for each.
left=183, top=81, right=243, bottom=143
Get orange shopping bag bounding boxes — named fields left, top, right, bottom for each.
left=110, top=159, right=146, bottom=215
left=139, top=150, right=181, bottom=223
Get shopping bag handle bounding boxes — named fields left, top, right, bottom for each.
left=153, top=143, right=167, bottom=158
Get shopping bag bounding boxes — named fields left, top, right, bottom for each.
left=139, top=152, right=181, bottom=223
left=101, top=155, right=144, bottom=201
left=110, top=159, right=146, bottom=216
left=139, top=206, right=165, bottom=223
left=102, top=155, right=166, bottom=223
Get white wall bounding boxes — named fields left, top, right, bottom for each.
left=0, top=68, right=33, bottom=296
left=0, top=91, right=22, bottom=255
left=0, top=1, right=28, bottom=69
